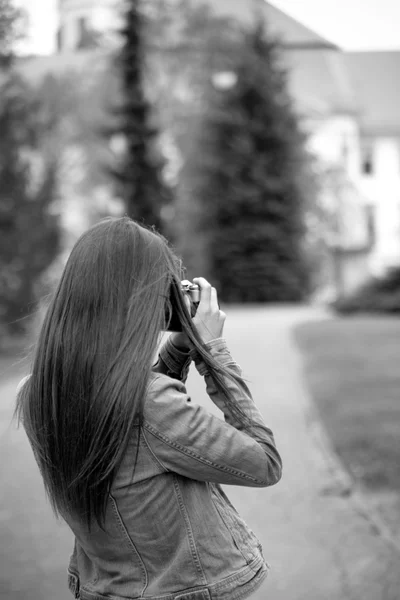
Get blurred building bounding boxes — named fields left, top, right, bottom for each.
left=345, top=52, right=400, bottom=273
left=212, top=2, right=400, bottom=292
left=57, top=0, right=120, bottom=52
left=20, top=0, right=400, bottom=294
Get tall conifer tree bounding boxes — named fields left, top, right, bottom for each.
left=0, top=3, right=60, bottom=337
left=183, top=23, right=311, bottom=302
left=115, top=0, right=171, bottom=231
left=0, top=75, right=61, bottom=336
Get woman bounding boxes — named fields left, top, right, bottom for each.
left=16, top=216, right=282, bottom=600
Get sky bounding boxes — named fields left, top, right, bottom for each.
left=15, top=0, right=400, bottom=55
left=269, top=0, right=400, bottom=50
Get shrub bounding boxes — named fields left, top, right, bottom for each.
left=333, top=266, right=400, bottom=314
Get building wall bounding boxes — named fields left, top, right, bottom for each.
left=57, top=0, right=331, bottom=52
left=57, top=0, right=259, bottom=52
left=360, top=137, right=400, bottom=272
left=58, top=0, right=119, bottom=51
left=307, top=115, right=361, bottom=181
left=337, top=250, right=372, bottom=296
left=201, top=0, right=259, bottom=23
left=306, top=114, right=400, bottom=278
left=306, top=115, right=371, bottom=249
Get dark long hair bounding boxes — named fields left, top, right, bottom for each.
left=15, top=217, right=252, bottom=530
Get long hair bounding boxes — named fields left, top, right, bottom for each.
left=15, top=217, right=252, bottom=530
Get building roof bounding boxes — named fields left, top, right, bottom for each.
left=259, top=0, right=337, bottom=49
left=344, top=51, right=400, bottom=136
left=205, top=0, right=352, bottom=118
left=282, top=48, right=358, bottom=118
left=209, top=0, right=337, bottom=48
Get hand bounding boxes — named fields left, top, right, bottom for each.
left=192, top=277, right=226, bottom=344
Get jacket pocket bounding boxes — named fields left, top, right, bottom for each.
left=68, top=570, right=80, bottom=599
left=211, top=485, right=261, bottom=562
left=174, top=589, right=211, bottom=600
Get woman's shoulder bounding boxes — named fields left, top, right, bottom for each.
left=144, top=372, right=189, bottom=422
left=147, top=372, right=186, bottom=395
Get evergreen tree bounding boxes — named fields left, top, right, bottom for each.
left=183, top=23, right=312, bottom=302
left=0, top=0, right=60, bottom=338
left=113, top=0, right=171, bottom=232
left=0, top=0, right=23, bottom=66
left=0, top=74, right=61, bottom=337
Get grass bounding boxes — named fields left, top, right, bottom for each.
left=294, top=316, right=400, bottom=533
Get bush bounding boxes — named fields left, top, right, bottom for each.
left=333, top=266, right=400, bottom=314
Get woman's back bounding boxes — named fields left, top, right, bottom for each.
left=65, top=337, right=281, bottom=600
left=15, top=218, right=282, bottom=600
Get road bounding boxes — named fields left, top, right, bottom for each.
left=1, top=306, right=400, bottom=599
left=0, top=373, right=72, bottom=600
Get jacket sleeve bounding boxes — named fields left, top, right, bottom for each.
left=152, top=336, right=192, bottom=383
left=143, top=339, right=282, bottom=487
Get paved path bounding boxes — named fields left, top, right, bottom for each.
left=1, top=306, right=400, bottom=599
left=0, top=371, right=73, bottom=600
left=197, top=306, right=400, bottom=600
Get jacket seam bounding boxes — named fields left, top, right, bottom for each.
left=158, top=338, right=193, bottom=381
left=142, top=428, right=168, bottom=472
left=69, top=561, right=267, bottom=600
left=172, top=475, right=208, bottom=586
left=67, top=568, right=80, bottom=599
left=210, top=486, right=250, bottom=564
left=226, top=562, right=268, bottom=600
left=147, top=373, right=163, bottom=394
left=143, top=422, right=262, bottom=484
left=109, top=493, right=148, bottom=596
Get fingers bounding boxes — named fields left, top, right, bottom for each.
left=192, top=278, right=222, bottom=313
left=192, top=277, right=212, bottom=306
left=191, top=279, right=226, bottom=343
left=183, top=294, right=191, bottom=312
left=210, top=286, right=219, bottom=312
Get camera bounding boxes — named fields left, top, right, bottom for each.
left=166, top=280, right=200, bottom=332
left=181, top=280, right=200, bottom=305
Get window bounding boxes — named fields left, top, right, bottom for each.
left=77, top=17, right=88, bottom=49
left=361, top=141, right=374, bottom=175
left=341, top=136, right=350, bottom=172
left=341, top=137, right=349, bottom=161
left=76, top=17, right=99, bottom=50
left=56, top=26, right=64, bottom=52
left=366, top=204, right=376, bottom=248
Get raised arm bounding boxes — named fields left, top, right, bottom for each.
left=144, top=338, right=282, bottom=487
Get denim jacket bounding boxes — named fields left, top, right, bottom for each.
left=19, top=337, right=282, bottom=600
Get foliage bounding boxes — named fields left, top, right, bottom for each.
left=111, top=0, right=172, bottom=232
left=39, top=64, right=125, bottom=231
left=0, top=0, right=25, bottom=66
left=0, top=0, right=60, bottom=339
left=178, top=22, right=312, bottom=301
left=142, top=0, right=240, bottom=244
left=333, top=266, right=400, bottom=314
left=0, top=73, right=61, bottom=337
